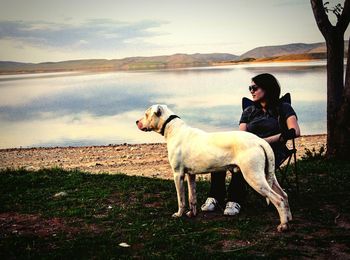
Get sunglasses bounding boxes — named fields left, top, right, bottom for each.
left=249, top=85, right=260, bottom=92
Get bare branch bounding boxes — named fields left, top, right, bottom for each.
left=337, top=0, right=350, bottom=34
left=311, top=0, right=333, bottom=38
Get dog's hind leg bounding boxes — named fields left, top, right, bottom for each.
left=271, top=176, right=292, bottom=222
left=172, top=171, right=186, bottom=217
left=240, top=166, right=290, bottom=232
left=186, top=174, right=197, bottom=217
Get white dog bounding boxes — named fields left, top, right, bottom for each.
left=136, top=104, right=292, bottom=232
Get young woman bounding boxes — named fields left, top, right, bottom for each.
left=201, top=73, right=301, bottom=215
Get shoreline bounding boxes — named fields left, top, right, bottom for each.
left=0, top=134, right=326, bottom=180
left=0, top=133, right=327, bottom=152
left=0, top=58, right=327, bottom=76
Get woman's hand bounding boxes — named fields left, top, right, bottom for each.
left=279, top=129, right=296, bottom=143
left=239, top=123, right=247, bottom=131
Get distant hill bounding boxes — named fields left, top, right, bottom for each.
left=0, top=41, right=348, bottom=74
left=0, top=53, right=238, bottom=74
left=239, top=41, right=348, bottom=59
left=239, top=42, right=325, bottom=59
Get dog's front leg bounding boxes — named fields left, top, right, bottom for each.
left=186, top=174, right=197, bottom=218
left=172, top=172, right=186, bottom=217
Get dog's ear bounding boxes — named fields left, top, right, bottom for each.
left=155, top=105, right=162, bottom=117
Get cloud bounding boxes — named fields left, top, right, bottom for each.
left=0, top=19, right=168, bottom=51
left=271, top=0, right=307, bottom=7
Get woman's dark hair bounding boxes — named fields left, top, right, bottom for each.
left=252, top=73, right=281, bottom=107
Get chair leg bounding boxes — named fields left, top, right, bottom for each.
left=293, top=148, right=299, bottom=193
left=292, top=138, right=299, bottom=194
left=279, top=138, right=299, bottom=193
left=279, top=155, right=292, bottom=188
left=279, top=166, right=285, bottom=186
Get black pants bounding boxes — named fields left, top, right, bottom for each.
left=208, top=143, right=287, bottom=206
left=209, top=170, right=247, bottom=207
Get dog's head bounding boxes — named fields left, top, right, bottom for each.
left=136, top=104, right=173, bottom=134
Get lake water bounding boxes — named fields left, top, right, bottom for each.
left=0, top=61, right=327, bottom=149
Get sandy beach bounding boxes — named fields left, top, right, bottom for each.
left=0, top=134, right=326, bottom=179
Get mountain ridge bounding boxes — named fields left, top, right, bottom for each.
left=1, top=41, right=348, bottom=74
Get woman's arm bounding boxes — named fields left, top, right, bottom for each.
left=286, top=115, right=301, bottom=137
left=265, top=115, right=301, bottom=144
left=239, top=116, right=301, bottom=144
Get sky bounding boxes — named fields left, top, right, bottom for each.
left=0, top=0, right=349, bottom=63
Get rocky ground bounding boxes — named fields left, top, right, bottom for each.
left=0, top=135, right=326, bottom=179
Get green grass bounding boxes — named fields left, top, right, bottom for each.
left=1, top=158, right=350, bottom=259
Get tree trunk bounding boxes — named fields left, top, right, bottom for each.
left=334, top=37, right=350, bottom=159
left=311, top=0, right=350, bottom=160
left=326, top=30, right=345, bottom=158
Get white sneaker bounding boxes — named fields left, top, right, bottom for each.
left=224, top=201, right=241, bottom=216
left=201, top=197, right=218, bottom=212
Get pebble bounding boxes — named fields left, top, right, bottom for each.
left=119, top=242, right=130, bottom=248
left=53, top=192, right=68, bottom=198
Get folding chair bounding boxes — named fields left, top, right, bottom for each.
left=242, top=93, right=299, bottom=192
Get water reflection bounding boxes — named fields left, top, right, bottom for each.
left=0, top=62, right=327, bottom=148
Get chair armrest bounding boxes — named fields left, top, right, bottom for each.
left=279, top=128, right=296, bottom=143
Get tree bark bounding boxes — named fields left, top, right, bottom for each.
left=335, top=37, right=350, bottom=159
left=311, top=0, right=350, bottom=159
left=346, top=36, right=350, bottom=86
left=326, top=30, right=344, bottom=157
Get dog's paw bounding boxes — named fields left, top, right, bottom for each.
left=186, top=210, right=197, bottom=218
left=277, top=223, right=290, bottom=232
left=172, top=212, right=182, bottom=218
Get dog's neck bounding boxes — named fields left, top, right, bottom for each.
left=160, top=115, right=180, bottom=136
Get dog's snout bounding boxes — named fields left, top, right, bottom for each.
left=136, top=119, right=144, bottom=130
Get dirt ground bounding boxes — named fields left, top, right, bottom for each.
left=0, top=135, right=326, bottom=179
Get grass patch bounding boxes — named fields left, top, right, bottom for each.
left=1, top=158, right=350, bottom=259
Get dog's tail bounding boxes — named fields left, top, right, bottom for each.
left=259, top=140, right=276, bottom=205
